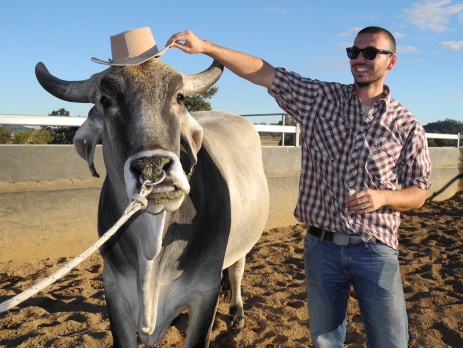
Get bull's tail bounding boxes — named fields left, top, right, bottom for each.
left=220, top=268, right=232, bottom=301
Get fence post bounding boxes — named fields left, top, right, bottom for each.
left=281, top=114, right=286, bottom=146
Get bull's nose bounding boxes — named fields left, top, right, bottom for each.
left=139, top=171, right=166, bottom=186
left=131, top=156, right=171, bottom=183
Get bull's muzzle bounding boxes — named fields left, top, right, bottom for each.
left=124, top=151, right=190, bottom=214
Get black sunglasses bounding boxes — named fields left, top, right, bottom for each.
left=346, top=46, right=393, bottom=60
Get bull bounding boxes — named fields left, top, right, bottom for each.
left=35, top=58, right=269, bottom=347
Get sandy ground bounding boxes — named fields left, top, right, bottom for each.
left=0, top=192, right=462, bottom=347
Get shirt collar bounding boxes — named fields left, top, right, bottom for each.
left=349, top=84, right=392, bottom=107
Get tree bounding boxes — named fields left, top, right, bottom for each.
left=276, top=114, right=297, bottom=126
left=46, top=108, right=78, bottom=144
left=48, top=108, right=70, bottom=117
left=276, top=114, right=298, bottom=145
left=12, top=128, right=54, bottom=144
left=184, top=87, right=218, bottom=112
left=0, top=126, right=11, bottom=144
left=424, top=118, right=463, bottom=147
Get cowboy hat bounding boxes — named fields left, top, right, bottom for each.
left=91, top=27, right=171, bottom=66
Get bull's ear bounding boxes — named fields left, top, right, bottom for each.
left=73, top=106, right=104, bottom=178
left=180, top=114, right=203, bottom=175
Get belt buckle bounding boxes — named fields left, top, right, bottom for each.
left=333, top=232, right=350, bottom=246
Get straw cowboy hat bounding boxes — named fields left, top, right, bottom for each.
left=91, top=27, right=171, bottom=66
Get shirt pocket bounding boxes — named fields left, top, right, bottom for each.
left=366, top=137, right=402, bottom=183
left=311, top=115, right=348, bottom=161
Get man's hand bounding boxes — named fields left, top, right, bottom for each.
left=166, top=30, right=206, bottom=55
left=345, top=186, right=427, bottom=214
left=345, top=188, right=386, bottom=214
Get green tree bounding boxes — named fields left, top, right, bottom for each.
left=424, top=118, right=463, bottom=147
left=48, top=108, right=70, bottom=117
left=0, top=125, right=11, bottom=144
left=277, top=114, right=297, bottom=127
left=12, top=128, right=54, bottom=144
left=184, top=87, right=218, bottom=112
left=46, top=108, right=78, bottom=144
left=277, top=114, right=298, bottom=145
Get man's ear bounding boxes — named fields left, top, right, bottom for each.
left=387, top=54, right=397, bottom=71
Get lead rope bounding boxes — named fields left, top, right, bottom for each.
left=0, top=182, right=155, bottom=315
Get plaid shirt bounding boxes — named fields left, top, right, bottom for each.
left=269, top=68, right=431, bottom=249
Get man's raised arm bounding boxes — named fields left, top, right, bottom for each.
left=166, top=30, right=276, bottom=90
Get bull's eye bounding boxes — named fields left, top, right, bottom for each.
left=177, top=93, right=185, bottom=104
left=100, top=96, right=112, bottom=109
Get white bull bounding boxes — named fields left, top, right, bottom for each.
left=35, top=58, right=269, bottom=347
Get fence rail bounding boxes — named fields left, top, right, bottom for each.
left=425, top=133, right=461, bottom=148
left=0, top=114, right=461, bottom=147
left=0, top=114, right=86, bottom=127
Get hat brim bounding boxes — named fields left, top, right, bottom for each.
left=91, top=43, right=171, bottom=66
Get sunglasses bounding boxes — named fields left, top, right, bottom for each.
left=346, top=46, right=393, bottom=60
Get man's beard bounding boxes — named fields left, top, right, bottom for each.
left=355, top=81, right=370, bottom=88
left=354, top=75, right=382, bottom=88
left=353, top=67, right=383, bottom=88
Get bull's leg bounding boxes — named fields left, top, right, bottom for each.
left=102, top=266, right=138, bottom=348
left=227, top=256, right=246, bottom=329
left=184, top=288, right=221, bottom=348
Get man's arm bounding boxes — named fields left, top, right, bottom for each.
left=166, top=30, right=276, bottom=89
left=345, top=186, right=427, bottom=214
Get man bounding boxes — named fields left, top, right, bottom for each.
left=166, top=26, right=431, bottom=347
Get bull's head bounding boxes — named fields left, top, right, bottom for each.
left=35, top=59, right=223, bottom=214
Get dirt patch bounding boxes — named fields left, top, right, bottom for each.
left=1, top=193, right=462, bottom=347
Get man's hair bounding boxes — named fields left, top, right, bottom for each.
left=357, top=26, right=396, bottom=53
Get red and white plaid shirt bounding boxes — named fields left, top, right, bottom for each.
left=269, top=68, right=431, bottom=249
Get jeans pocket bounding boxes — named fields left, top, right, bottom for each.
left=304, top=233, right=319, bottom=252
left=370, top=242, right=399, bottom=257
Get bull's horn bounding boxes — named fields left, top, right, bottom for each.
left=182, top=60, right=224, bottom=96
left=35, top=62, right=92, bottom=103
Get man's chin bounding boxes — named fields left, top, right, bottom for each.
left=355, top=81, right=370, bottom=88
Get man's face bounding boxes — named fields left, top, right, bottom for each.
left=349, top=33, right=396, bottom=88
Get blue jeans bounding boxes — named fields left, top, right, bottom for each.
left=303, top=233, right=408, bottom=348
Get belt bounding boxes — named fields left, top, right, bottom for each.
left=308, top=226, right=372, bottom=246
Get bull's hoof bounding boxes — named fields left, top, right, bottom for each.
left=228, top=315, right=245, bottom=329
left=228, top=305, right=245, bottom=329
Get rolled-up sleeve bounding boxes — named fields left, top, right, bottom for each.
left=398, top=127, right=431, bottom=190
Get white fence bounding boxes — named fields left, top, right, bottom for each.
left=425, top=132, right=461, bottom=147
left=0, top=113, right=461, bottom=147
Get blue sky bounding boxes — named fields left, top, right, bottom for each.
left=1, top=0, right=462, bottom=126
